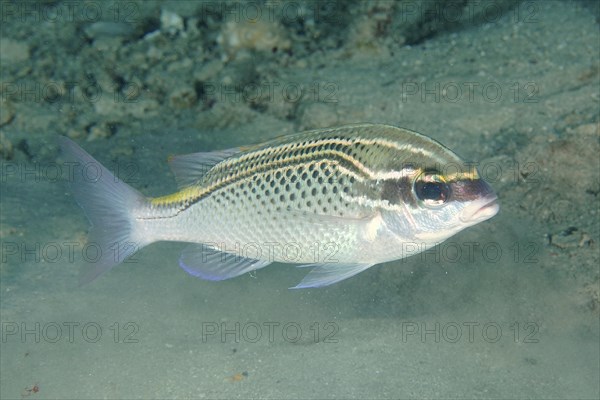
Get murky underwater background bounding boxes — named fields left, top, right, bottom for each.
left=1, top=1, right=599, bottom=399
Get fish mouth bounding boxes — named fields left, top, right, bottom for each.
left=460, top=196, right=499, bottom=224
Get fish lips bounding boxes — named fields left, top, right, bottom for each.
left=459, top=195, right=499, bottom=224
left=452, top=178, right=499, bottom=224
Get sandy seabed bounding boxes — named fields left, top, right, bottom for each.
left=1, top=1, right=599, bottom=399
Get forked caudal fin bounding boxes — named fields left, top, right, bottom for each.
left=58, top=137, right=151, bottom=284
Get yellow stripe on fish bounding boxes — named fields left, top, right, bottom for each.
left=59, top=123, right=498, bottom=288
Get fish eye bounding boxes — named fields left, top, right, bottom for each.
left=414, top=174, right=450, bottom=206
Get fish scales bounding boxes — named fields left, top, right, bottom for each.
left=59, top=123, right=499, bottom=288
left=147, top=125, right=456, bottom=262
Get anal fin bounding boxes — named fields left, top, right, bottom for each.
left=178, top=243, right=271, bottom=281
left=292, top=262, right=375, bottom=289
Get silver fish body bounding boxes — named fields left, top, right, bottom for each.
left=60, top=123, right=499, bottom=288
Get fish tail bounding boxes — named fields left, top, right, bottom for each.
left=58, top=136, right=152, bottom=284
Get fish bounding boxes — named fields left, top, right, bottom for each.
left=58, top=123, right=499, bottom=288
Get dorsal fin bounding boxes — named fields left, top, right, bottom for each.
left=168, top=147, right=241, bottom=188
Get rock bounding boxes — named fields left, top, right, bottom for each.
left=161, top=9, right=185, bottom=36
left=0, top=38, right=29, bottom=65
left=87, top=123, right=113, bottom=141
left=217, top=20, right=291, bottom=60
left=0, top=98, right=15, bottom=126
left=169, top=86, right=197, bottom=109
left=0, top=132, right=14, bottom=160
